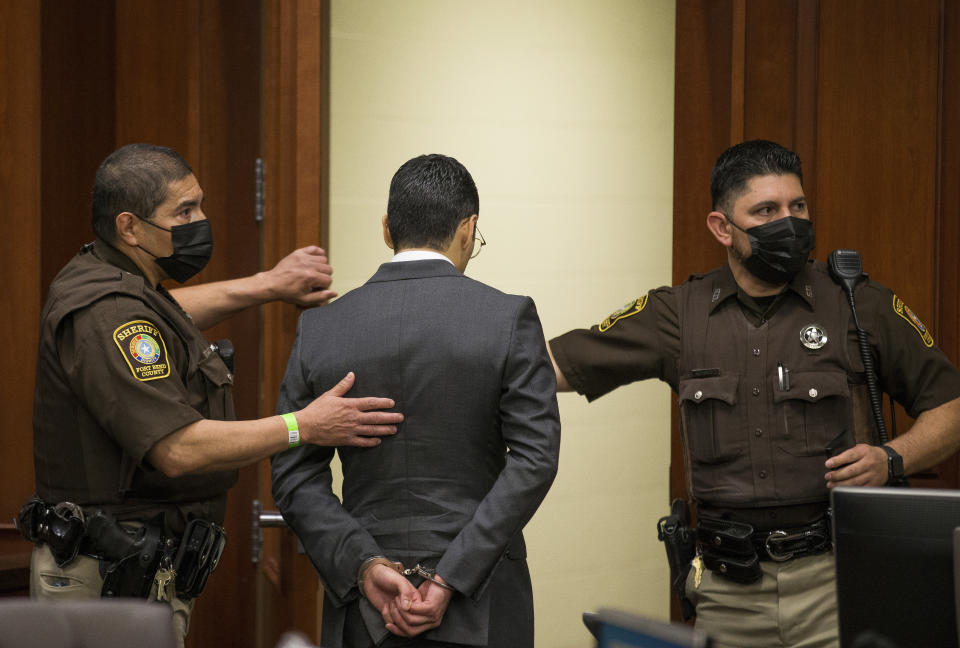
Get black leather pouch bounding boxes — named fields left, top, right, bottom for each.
left=696, top=517, right=762, bottom=583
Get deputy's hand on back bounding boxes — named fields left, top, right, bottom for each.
left=297, top=372, right=402, bottom=447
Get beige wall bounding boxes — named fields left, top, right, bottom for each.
left=328, top=2, right=676, bottom=646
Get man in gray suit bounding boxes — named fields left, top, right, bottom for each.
left=271, top=154, right=561, bottom=648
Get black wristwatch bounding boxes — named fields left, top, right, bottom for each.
left=881, top=445, right=905, bottom=485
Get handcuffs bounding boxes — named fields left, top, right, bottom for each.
left=357, top=556, right=454, bottom=598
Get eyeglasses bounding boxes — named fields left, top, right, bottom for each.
left=470, top=226, right=486, bottom=259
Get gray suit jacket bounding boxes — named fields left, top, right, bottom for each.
left=271, top=260, right=561, bottom=647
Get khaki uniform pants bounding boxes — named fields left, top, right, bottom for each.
left=30, top=544, right=194, bottom=648
left=686, top=551, right=838, bottom=648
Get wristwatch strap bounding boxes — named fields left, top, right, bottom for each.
left=880, top=445, right=904, bottom=485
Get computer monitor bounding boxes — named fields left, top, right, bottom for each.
left=582, top=608, right=711, bottom=648
left=832, top=486, right=960, bottom=648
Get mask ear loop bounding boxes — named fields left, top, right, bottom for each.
left=131, top=214, right=169, bottom=260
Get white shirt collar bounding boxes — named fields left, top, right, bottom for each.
left=390, top=250, right=453, bottom=265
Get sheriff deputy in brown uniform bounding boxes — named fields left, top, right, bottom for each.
left=548, top=140, right=960, bottom=648
left=20, top=143, right=404, bottom=647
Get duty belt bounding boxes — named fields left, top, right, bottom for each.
left=696, top=515, right=831, bottom=584
left=16, top=497, right=225, bottom=600
left=751, top=518, right=831, bottom=562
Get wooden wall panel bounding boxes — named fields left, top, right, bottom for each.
left=743, top=0, right=799, bottom=147
left=40, top=0, right=116, bottom=294
left=0, top=1, right=42, bottom=571
left=114, top=0, right=201, bottom=160
left=258, top=1, right=330, bottom=645
left=928, top=2, right=960, bottom=362
left=940, top=0, right=960, bottom=366
left=814, top=0, right=940, bottom=311
left=931, top=0, right=960, bottom=488
left=673, top=0, right=735, bottom=280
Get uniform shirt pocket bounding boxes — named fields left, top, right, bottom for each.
left=772, top=370, right=854, bottom=457
left=678, top=374, right=741, bottom=464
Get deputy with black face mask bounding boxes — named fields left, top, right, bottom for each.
left=22, top=143, right=404, bottom=647
left=547, top=140, right=960, bottom=648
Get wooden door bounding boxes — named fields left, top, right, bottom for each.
left=0, top=1, right=277, bottom=645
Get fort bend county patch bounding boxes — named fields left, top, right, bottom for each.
left=599, top=295, right=648, bottom=332
left=892, top=295, right=934, bottom=348
left=113, top=320, right=171, bottom=381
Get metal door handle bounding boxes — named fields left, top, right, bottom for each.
left=251, top=499, right=287, bottom=564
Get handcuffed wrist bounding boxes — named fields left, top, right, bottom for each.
left=357, top=555, right=403, bottom=598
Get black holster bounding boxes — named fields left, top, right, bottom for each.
left=96, top=513, right=171, bottom=599
left=657, top=499, right=697, bottom=620
left=696, top=517, right=761, bottom=584
left=97, top=515, right=227, bottom=600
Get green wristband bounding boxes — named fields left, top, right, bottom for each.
left=281, top=413, right=300, bottom=448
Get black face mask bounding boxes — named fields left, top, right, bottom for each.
left=136, top=216, right=214, bottom=283
left=725, top=215, right=815, bottom=285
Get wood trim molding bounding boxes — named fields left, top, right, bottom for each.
left=259, top=1, right=331, bottom=644
left=730, top=0, right=746, bottom=145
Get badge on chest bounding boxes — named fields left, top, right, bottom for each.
left=800, top=323, right=828, bottom=350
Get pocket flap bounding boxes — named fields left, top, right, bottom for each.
left=772, top=370, right=848, bottom=404
left=679, top=374, right=739, bottom=406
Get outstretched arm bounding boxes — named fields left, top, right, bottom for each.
left=169, top=245, right=337, bottom=329
left=547, top=342, right=573, bottom=392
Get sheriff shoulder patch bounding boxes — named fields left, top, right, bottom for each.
left=599, top=295, right=648, bottom=332
left=892, top=294, right=934, bottom=348
left=113, top=319, right=171, bottom=381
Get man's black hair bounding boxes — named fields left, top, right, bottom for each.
left=387, top=154, right=479, bottom=251
left=92, top=143, right=193, bottom=243
left=710, top=140, right=803, bottom=213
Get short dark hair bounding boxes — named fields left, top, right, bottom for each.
left=386, top=154, right=479, bottom=250
left=92, top=143, right=193, bottom=242
left=710, top=140, right=803, bottom=213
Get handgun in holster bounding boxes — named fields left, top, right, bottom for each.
left=92, top=512, right=171, bottom=599
left=657, top=498, right=697, bottom=620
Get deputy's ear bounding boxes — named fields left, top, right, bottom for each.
left=382, top=214, right=394, bottom=250
left=706, top=211, right=733, bottom=248
left=115, top=212, right=139, bottom=247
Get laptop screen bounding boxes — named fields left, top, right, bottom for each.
left=582, top=609, right=711, bottom=648
left=831, top=486, right=960, bottom=647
